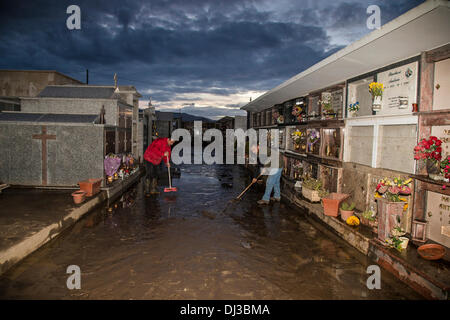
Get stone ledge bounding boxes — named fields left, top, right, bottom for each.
left=0, top=191, right=106, bottom=276
left=281, top=189, right=450, bottom=300
left=282, top=191, right=372, bottom=255
left=368, top=239, right=449, bottom=300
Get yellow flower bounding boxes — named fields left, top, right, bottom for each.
left=404, top=178, right=412, bottom=185
left=374, top=192, right=382, bottom=198
left=403, top=203, right=408, bottom=211
left=346, top=216, right=360, bottom=226
left=399, top=197, right=407, bottom=202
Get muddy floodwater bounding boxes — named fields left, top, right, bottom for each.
left=0, top=164, right=421, bottom=299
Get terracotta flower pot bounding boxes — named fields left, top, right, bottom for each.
left=340, top=209, right=354, bottom=221
left=78, top=178, right=102, bottom=197
left=71, top=190, right=86, bottom=204
left=322, top=193, right=350, bottom=217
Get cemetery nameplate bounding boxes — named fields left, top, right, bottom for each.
left=331, top=89, right=343, bottom=116
left=377, top=61, right=418, bottom=115
left=426, top=191, right=450, bottom=248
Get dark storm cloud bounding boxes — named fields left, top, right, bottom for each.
left=0, top=0, right=424, bottom=118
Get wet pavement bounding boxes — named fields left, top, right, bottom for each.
left=0, top=164, right=422, bottom=299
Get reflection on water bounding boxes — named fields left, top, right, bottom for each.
left=0, top=164, right=421, bottom=300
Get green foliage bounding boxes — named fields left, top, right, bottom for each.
left=362, top=210, right=376, bottom=221
left=302, top=178, right=323, bottom=191
left=340, top=202, right=355, bottom=211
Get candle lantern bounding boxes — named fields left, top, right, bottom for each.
left=411, top=220, right=427, bottom=243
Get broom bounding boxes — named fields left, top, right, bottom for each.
left=164, top=155, right=177, bottom=193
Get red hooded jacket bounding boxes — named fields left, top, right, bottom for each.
left=144, top=137, right=171, bottom=165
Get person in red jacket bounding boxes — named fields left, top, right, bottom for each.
left=143, top=137, right=176, bottom=195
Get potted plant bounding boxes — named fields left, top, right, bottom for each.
left=302, top=178, right=328, bottom=203
left=369, top=82, right=384, bottom=112
left=360, top=209, right=378, bottom=232
left=322, top=193, right=350, bottom=217
left=339, top=202, right=356, bottom=221
left=346, top=215, right=360, bottom=227
left=386, top=227, right=409, bottom=252
left=375, top=177, right=411, bottom=242
left=414, top=136, right=443, bottom=180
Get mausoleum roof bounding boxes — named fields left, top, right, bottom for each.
left=0, top=112, right=99, bottom=124
left=38, top=85, right=117, bottom=99
left=241, top=0, right=450, bottom=112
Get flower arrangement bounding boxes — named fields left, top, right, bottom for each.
left=292, top=160, right=303, bottom=171
left=346, top=215, right=360, bottom=226
left=291, top=130, right=303, bottom=145
left=414, top=136, right=442, bottom=161
left=348, top=102, right=360, bottom=112
left=319, top=96, right=333, bottom=115
left=292, top=160, right=303, bottom=178
left=291, top=105, right=304, bottom=122
left=272, top=111, right=284, bottom=124
left=308, top=129, right=320, bottom=145
left=361, top=210, right=376, bottom=221
left=369, top=82, right=384, bottom=97
left=441, top=155, right=450, bottom=180
left=375, top=177, right=412, bottom=206
left=385, top=227, right=407, bottom=252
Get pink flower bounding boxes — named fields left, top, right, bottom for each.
left=388, top=186, right=400, bottom=195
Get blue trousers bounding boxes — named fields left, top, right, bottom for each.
left=262, top=168, right=282, bottom=201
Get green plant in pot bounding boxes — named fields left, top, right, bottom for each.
left=302, top=177, right=328, bottom=202
left=340, top=202, right=356, bottom=221
left=386, top=227, right=409, bottom=252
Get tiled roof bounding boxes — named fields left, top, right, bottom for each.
left=38, top=85, right=116, bottom=99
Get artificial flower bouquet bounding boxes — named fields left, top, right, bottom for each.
left=369, top=82, right=384, bottom=97
left=414, top=136, right=442, bottom=161
left=375, top=177, right=412, bottom=209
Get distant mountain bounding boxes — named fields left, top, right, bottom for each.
left=172, top=112, right=216, bottom=123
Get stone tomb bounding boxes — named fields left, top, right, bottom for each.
left=0, top=113, right=109, bottom=187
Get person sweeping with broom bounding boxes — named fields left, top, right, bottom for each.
left=143, top=137, right=176, bottom=196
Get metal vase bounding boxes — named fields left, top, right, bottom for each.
left=377, top=198, right=404, bottom=242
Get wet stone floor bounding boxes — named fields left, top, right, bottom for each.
left=0, top=164, right=422, bottom=299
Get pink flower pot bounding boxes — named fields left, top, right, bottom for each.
left=340, top=209, right=354, bottom=222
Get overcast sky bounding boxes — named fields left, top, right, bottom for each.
left=0, top=0, right=424, bottom=119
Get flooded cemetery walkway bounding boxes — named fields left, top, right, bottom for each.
left=0, top=164, right=421, bottom=299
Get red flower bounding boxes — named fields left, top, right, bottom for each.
left=430, top=136, right=438, bottom=141
left=435, top=140, right=442, bottom=146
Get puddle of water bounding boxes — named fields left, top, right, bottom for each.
left=0, top=164, right=422, bottom=299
